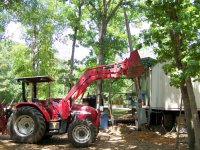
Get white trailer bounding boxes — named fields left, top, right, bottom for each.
left=140, top=63, right=200, bottom=128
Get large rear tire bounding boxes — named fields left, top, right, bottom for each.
left=8, top=106, right=46, bottom=143
left=68, top=119, right=95, bottom=147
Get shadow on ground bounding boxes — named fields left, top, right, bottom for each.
left=0, top=125, right=184, bottom=150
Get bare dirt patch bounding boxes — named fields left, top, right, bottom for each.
left=0, top=125, right=188, bottom=150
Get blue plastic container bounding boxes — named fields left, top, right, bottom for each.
left=100, top=112, right=109, bottom=129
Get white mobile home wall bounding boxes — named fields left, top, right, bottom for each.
left=140, top=63, right=200, bottom=128
left=148, top=63, right=200, bottom=111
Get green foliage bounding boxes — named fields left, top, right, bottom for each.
left=0, top=41, right=20, bottom=101
left=9, top=0, right=64, bottom=77
left=87, top=0, right=128, bottom=57
left=0, top=0, right=68, bottom=100
left=112, top=109, right=131, bottom=115
left=141, top=0, right=200, bottom=87
left=0, top=10, right=7, bottom=38
left=0, top=0, right=141, bottom=102
left=11, top=44, right=33, bottom=76
left=141, top=57, right=157, bottom=67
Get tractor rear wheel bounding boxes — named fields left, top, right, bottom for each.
left=8, top=106, right=46, bottom=143
left=68, top=119, right=95, bottom=147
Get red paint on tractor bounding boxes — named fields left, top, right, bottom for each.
left=1, top=50, right=144, bottom=147
left=71, top=104, right=100, bottom=127
left=15, top=102, right=51, bottom=121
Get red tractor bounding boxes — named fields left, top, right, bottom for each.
left=1, top=50, right=143, bottom=147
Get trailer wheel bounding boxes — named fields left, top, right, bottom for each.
left=68, top=119, right=95, bottom=147
left=8, top=106, right=46, bottom=143
left=93, top=126, right=99, bottom=142
left=163, top=113, right=174, bottom=130
left=135, top=119, right=141, bottom=131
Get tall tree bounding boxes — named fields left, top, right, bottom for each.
left=64, top=0, right=84, bottom=84
left=86, top=0, right=124, bottom=106
left=3, top=0, right=68, bottom=99
left=142, top=1, right=200, bottom=149
left=11, top=0, right=62, bottom=76
left=0, top=41, right=16, bottom=101
left=123, top=4, right=141, bottom=97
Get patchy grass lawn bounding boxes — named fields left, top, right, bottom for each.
left=112, top=108, right=132, bottom=115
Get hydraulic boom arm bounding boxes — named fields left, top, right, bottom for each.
left=63, top=50, right=144, bottom=102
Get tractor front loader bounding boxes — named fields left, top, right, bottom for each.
left=4, top=50, right=143, bottom=147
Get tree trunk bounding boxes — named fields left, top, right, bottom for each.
left=180, top=81, right=195, bottom=149
left=69, top=28, right=77, bottom=84
left=94, top=0, right=123, bottom=108
left=31, top=25, right=37, bottom=101
left=186, top=78, right=200, bottom=150
left=168, top=5, right=197, bottom=147
left=69, top=2, right=83, bottom=85
left=32, top=25, right=37, bottom=74
left=123, top=8, right=133, bottom=51
left=96, top=21, right=107, bottom=107
left=171, top=30, right=196, bottom=148
left=123, top=8, right=141, bottom=97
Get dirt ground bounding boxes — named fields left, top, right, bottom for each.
left=0, top=124, right=188, bottom=150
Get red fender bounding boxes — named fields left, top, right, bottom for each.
left=15, top=102, right=51, bottom=122
left=71, top=104, right=100, bottom=127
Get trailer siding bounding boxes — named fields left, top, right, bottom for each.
left=141, top=63, right=200, bottom=111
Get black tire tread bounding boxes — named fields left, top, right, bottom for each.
left=68, top=119, right=95, bottom=147
left=8, top=106, right=46, bottom=143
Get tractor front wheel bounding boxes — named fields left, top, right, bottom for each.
left=68, top=119, right=95, bottom=147
left=8, top=106, right=46, bottom=143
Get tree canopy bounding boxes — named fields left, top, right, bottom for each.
left=0, top=0, right=200, bottom=148
left=141, top=0, right=200, bottom=149
left=0, top=0, right=140, bottom=102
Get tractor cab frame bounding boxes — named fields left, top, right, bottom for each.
left=16, top=76, right=53, bottom=103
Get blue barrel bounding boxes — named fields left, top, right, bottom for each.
left=100, top=112, right=109, bottom=129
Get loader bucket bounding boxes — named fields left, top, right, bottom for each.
left=127, top=50, right=144, bottom=78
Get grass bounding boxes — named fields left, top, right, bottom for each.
left=112, top=108, right=132, bottom=115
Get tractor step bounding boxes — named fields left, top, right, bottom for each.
left=48, top=120, right=68, bottom=134
left=49, top=121, right=60, bottom=130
